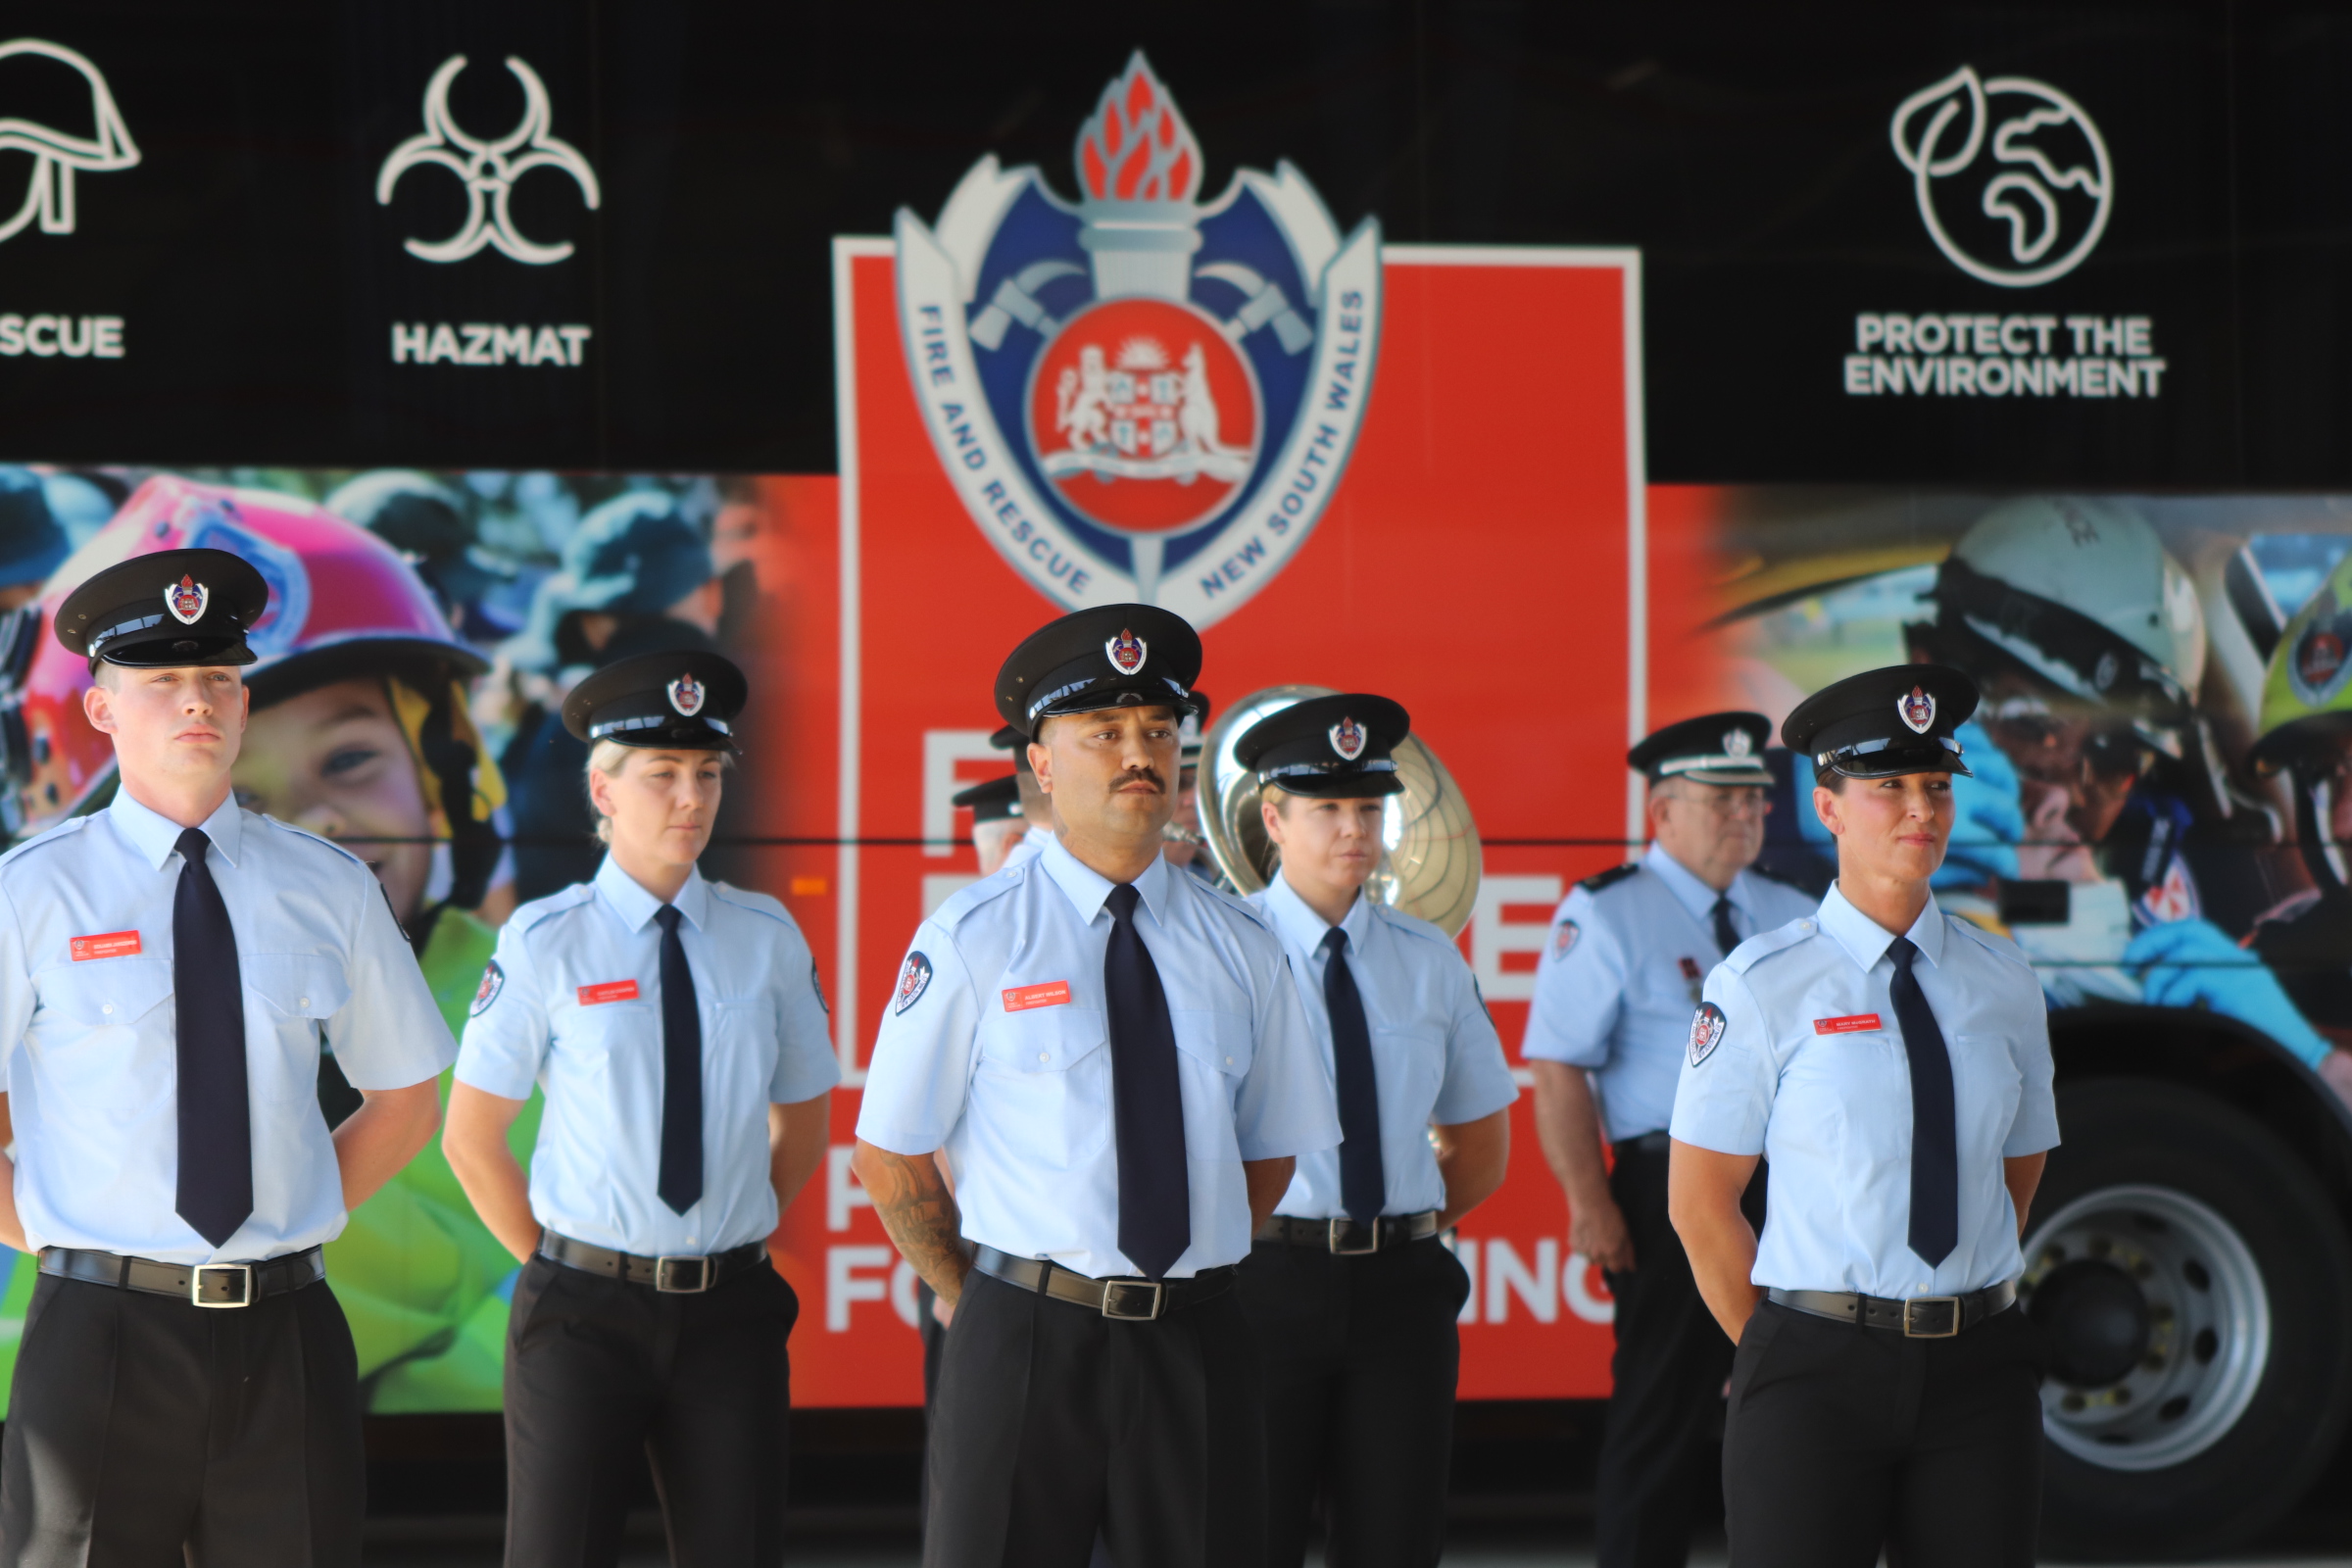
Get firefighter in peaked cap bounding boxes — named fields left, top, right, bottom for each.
left=1524, top=711, right=1816, bottom=1568
left=993, top=722, right=1060, bottom=872
left=1671, top=664, right=2058, bottom=1568
left=1227, top=693, right=1517, bottom=1568
left=0, top=546, right=453, bottom=1563
left=444, top=647, right=837, bottom=1568
left=2243, top=551, right=2352, bottom=1110
left=854, top=604, right=1337, bottom=1568
left=1165, top=690, right=1223, bottom=886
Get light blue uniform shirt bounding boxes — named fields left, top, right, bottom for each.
left=1670, top=882, right=2060, bottom=1298
left=857, top=837, right=1338, bottom=1280
left=1250, top=875, right=1517, bottom=1220
left=1000, top=827, right=1054, bottom=872
left=1523, top=844, right=1816, bottom=1143
left=0, top=790, right=454, bottom=1264
left=456, top=857, right=839, bottom=1256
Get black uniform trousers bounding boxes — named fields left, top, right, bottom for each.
left=0, top=1272, right=365, bottom=1568
left=924, top=1267, right=1264, bottom=1568
left=1592, top=1138, right=1763, bottom=1568
left=1236, top=1234, right=1471, bottom=1568
left=1722, top=1300, right=2045, bottom=1568
left=503, top=1251, right=800, bottom=1568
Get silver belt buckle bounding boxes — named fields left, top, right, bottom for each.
left=654, top=1255, right=712, bottom=1294
left=1100, top=1280, right=1165, bottom=1321
left=191, top=1262, right=254, bottom=1308
left=1902, top=1295, right=1963, bottom=1338
left=1328, top=1217, right=1381, bottom=1255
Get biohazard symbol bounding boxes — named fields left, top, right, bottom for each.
left=375, top=54, right=601, bottom=266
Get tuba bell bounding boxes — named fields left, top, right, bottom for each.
left=1200, top=686, right=1483, bottom=936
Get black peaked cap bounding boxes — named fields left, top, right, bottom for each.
left=1629, top=711, right=1774, bottom=785
left=994, top=604, right=1202, bottom=737
left=1783, top=664, right=1979, bottom=780
left=55, top=548, right=269, bottom=668
left=1233, top=693, right=1410, bottom=798
left=951, top=773, right=1023, bottom=824
left=564, top=649, right=748, bottom=753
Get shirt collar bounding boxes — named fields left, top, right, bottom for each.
left=1261, top=869, right=1374, bottom=956
left=1644, top=842, right=1738, bottom=924
left=1040, top=834, right=1172, bottom=926
left=109, top=787, right=243, bottom=871
left=595, top=855, right=711, bottom=933
left=1818, top=879, right=1945, bottom=972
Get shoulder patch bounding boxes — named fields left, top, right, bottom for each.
left=1723, top=916, right=1817, bottom=975
left=1577, top=861, right=1642, bottom=896
left=1551, top=918, right=1581, bottom=959
left=0, top=812, right=90, bottom=870
left=1688, top=1001, right=1729, bottom=1066
left=508, top=882, right=597, bottom=936
left=893, top=951, right=934, bottom=1014
left=932, top=862, right=1028, bottom=930
left=469, top=959, right=506, bottom=1017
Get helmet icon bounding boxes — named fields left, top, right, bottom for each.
left=0, top=38, right=140, bottom=245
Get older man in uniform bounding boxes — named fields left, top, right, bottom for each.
left=0, top=550, right=450, bottom=1566
left=1526, top=712, right=1815, bottom=1568
left=854, top=605, right=1336, bottom=1568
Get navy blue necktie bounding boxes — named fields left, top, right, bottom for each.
left=1711, top=895, right=1740, bottom=958
left=655, top=905, right=704, bottom=1214
left=173, top=827, right=252, bottom=1248
left=1103, top=883, right=1189, bottom=1279
left=1887, top=937, right=1959, bottom=1266
left=1322, top=928, right=1385, bottom=1228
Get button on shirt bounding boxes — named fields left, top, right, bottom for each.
left=457, top=858, right=839, bottom=1256
left=0, top=791, right=454, bottom=1263
left=857, top=837, right=1337, bottom=1280
left=1523, top=846, right=1816, bottom=1143
left=1250, top=875, right=1517, bottom=1219
left=1670, top=882, right=2059, bottom=1298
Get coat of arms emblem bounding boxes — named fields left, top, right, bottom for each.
left=668, top=673, right=706, bottom=716
left=894, top=52, right=1382, bottom=627
left=164, top=573, right=208, bottom=625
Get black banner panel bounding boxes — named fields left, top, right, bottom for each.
left=0, top=3, right=2341, bottom=483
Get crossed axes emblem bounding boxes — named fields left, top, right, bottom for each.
left=375, top=54, right=600, bottom=266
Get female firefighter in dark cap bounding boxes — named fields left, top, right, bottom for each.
left=1668, top=663, right=2058, bottom=1568
left=441, top=649, right=838, bottom=1568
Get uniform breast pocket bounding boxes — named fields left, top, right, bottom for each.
left=1170, top=1008, right=1252, bottom=1158
left=1784, top=1031, right=1912, bottom=1168
left=1951, top=1034, right=2024, bottom=1145
left=975, top=1004, right=1111, bottom=1166
left=710, top=997, right=775, bottom=1108
left=1372, top=1026, right=1446, bottom=1125
left=243, top=955, right=354, bottom=1104
left=31, top=958, right=174, bottom=1120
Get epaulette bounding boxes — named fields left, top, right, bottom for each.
left=1723, top=915, right=1818, bottom=975
left=709, top=881, right=796, bottom=927
left=1368, top=900, right=1461, bottom=956
left=1196, top=875, right=1275, bottom=935
left=1577, top=861, right=1642, bottom=896
left=507, top=882, right=596, bottom=936
left=931, top=860, right=1029, bottom=931
left=0, top=812, right=89, bottom=870
left=259, top=812, right=369, bottom=870
left=1946, top=910, right=2034, bottom=971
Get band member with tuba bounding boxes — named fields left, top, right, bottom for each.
left=1229, top=694, right=1518, bottom=1568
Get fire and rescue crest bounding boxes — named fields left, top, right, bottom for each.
left=164, top=574, right=208, bottom=625
left=894, top=51, right=1382, bottom=628
left=668, top=672, right=706, bottom=716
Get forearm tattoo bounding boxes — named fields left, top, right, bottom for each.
left=865, top=1152, right=970, bottom=1300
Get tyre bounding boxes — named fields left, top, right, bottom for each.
left=2026, top=1079, right=2352, bottom=1561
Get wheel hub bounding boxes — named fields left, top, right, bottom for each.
left=2031, top=1259, right=2153, bottom=1387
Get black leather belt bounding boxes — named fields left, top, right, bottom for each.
left=39, top=1245, right=325, bottom=1308
left=1614, top=1131, right=1672, bottom=1157
left=974, top=1246, right=1234, bottom=1322
left=540, top=1232, right=769, bottom=1294
left=1255, top=1211, right=1441, bottom=1253
left=1768, top=1280, right=2018, bottom=1338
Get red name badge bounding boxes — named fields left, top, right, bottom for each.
left=70, top=931, right=141, bottom=962
left=1003, top=981, right=1072, bottom=1012
left=577, top=980, right=641, bottom=1006
left=1814, top=1012, right=1883, bottom=1035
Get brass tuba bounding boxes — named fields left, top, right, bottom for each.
left=1200, top=686, right=1483, bottom=936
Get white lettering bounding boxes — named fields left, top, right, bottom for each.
left=388, top=321, right=594, bottom=367
left=825, top=1144, right=872, bottom=1232
left=826, top=1245, right=897, bottom=1332
left=1486, top=1237, right=1559, bottom=1324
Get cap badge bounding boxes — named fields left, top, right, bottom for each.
left=164, top=574, right=209, bottom=627
left=1897, top=685, right=1936, bottom=735
left=667, top=672, right=706, bottom=717
left=1329, top=715, right=1366, bottom=761
left=1104, top=628, right=1147, bottom=675
left=1722, top=727, right=1754, bottom=759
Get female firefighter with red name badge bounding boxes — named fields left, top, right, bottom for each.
left=442, top=648, right=837, bottom=1568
